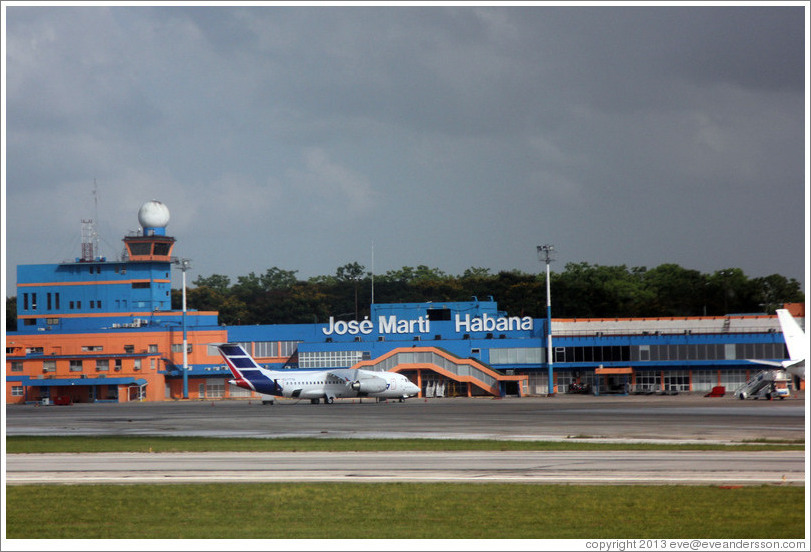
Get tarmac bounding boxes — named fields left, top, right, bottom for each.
left=6, top=393, right=806, bottom=486
left=5, top=391, right=806, bottom=444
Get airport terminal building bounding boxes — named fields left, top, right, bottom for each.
left=5, top=202, right=804, bottom=404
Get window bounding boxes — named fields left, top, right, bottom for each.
left=82, top=345, right=104, bottom=352
left=206, top=379, right=225, bottom=398
left=148, top=344, right=159, bottom=353
left=132, top=282, right=151, bottom=289
left=427, top=308, right=451, bottom=321
left=299, top=351, right=365, bottom=369
left=114, top=359, right=122, bottom=372
left=634, top=371, right=661, bottom=393
left=12, top=386, right=23, bottom=397
left=134, top=359, right=142, bottom=371
left=43, top=360, right=56, bottom=372
left=124, top=345, right=134, bottom=353
left=96, top=360, right=109, bottom=372
left=26, top=347, right=44, bottom=354
left=23, top=293, right=29, bottom=310
left=11, top=361, right=23, bottom=372
left=55, top=293, right=60, bottom=309
left=172, top=343, right=193, bottom=353
left=720, top=369, right=748, bottom=389
left=280, top=341, right=301, bottom=357
left=664, top=370, right=690, bottom=392
left=46, top=318, right=60, bottom=325
left=129, top=243, right=152, bottom=256
left=254, top=341, right=279, bottom=357
left=70, top=360, right=83, bottom=372
left=489, top=348, right=545, bottom=365
left=47, top=293, right=52, bottom=310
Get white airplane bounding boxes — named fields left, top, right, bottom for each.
left=216, top=343, right=420, bottom=404
left=749, top=309, right=805, bottom=381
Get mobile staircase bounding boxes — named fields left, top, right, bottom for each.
left=735, top=369, right=791, bottom=400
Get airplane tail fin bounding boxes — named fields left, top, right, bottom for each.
left=216, top=343, right=276, bottom=393
left=776, top=310, right=806, bottom=362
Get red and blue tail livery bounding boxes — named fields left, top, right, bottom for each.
left=217, top=343, right=281, bottom=395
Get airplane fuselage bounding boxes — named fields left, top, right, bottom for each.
left=227, top=363, right=419, bottom=403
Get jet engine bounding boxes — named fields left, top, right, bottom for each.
left=350, top=377, right=388, bottom=394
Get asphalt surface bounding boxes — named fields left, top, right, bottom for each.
left=5, top=393, right=806, bottom=443
left=6, top=394, right=806, bottom=486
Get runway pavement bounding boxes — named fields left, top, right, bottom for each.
left=6, top=394, right=805, bottom=486
left=6, top=450, right=805, bottom=486
left=5, top=393, right=806, bottom=443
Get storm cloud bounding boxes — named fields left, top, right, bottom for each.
left=3, top=4, right=807, bottom=295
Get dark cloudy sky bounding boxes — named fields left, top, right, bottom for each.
left=3, top=3, right=808, bottom=297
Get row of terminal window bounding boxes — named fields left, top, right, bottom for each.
left=22, top=285, right=165, bottom=312
left=18, top=344, right=192, bottom=356
left=22, top=293, right=104, bottom=311
left=10, top=358, right=151, bottom=372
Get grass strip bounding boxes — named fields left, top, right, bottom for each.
left=5, top=483, right=804, bottom=539
left=6, top=435, right=804, bottom=453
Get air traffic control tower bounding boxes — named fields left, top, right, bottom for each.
left=15, top=200, right=213, bottom=333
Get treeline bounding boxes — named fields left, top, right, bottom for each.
left=175, top=262, right=803, bottom=326
left=4, top=262, right=803, bottom=331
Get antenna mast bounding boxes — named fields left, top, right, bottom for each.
left=80, top=179, right=102, bottom=262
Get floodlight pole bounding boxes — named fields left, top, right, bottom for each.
left=538, top=245, right=555, bottom=396
left=174, top=258, right=191, bottom=399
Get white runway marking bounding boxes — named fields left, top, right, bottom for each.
left=7, top=450, right=805, bottom=486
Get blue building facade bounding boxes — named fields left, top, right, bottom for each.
left=7, top=201, right=800, bottom=404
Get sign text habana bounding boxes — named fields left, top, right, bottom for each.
left=322, top=314, right=534, bottom=336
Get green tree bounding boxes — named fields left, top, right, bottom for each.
left=335, top=262, right=367, bottom=319
left=260, top=267, right=299, bottom=291
left=751, top=274, right=804, bottom=313
left=6, top=296, right=17, bottom=332
left=192, top=274, right=231, bottom=294
left=641, top=264, right=706, bottom=316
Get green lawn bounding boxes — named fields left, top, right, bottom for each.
left=5, top=483, right=804, bottom=539
left=6, top=435, right=804, bottom=453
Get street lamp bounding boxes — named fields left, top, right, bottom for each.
left=537, top=245, right=555, bottom=396
left=174, top=258, right=191, bottom=399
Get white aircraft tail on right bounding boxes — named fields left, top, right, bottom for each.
left=775, top=309, right=805, bottom=381
left=747, top=309, right=805, bottom=381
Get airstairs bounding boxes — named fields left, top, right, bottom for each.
left=735, top=369, right=790, bottom=400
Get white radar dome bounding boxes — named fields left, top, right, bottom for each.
left=138, top=200, right=171, bottom=229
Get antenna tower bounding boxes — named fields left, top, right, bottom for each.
left=80, top=180, right=101, bottom=262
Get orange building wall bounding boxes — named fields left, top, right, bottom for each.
left=6, top=328, right=228, bottom=404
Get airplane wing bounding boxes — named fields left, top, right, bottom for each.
left=747, top=359, right=785, bottom=368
